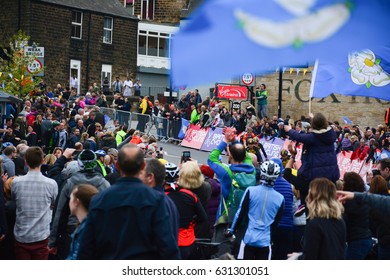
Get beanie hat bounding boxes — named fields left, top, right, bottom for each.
left=199, top=164, right=215, bottom=179
left=78, top=149, right=97, bottom=170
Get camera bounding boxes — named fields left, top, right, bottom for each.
left=182, top=151, right=191, bottom=163
left=372, top=169, right=380, bottom=176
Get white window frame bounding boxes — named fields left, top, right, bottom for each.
left=70, top=60, right=81, bottom=95
left=101, top=64, right=112, bottom=89
left=138, top=30, right=172, bottom=58
left=103, top=17, right=113, bottom=44
left=71, top=11, right=83, bottom=39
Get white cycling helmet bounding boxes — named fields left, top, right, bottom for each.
left=260, top=161, right=280, bottom=185
left=165, top=162, right=179, bottom=183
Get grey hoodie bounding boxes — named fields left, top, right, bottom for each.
left=49, top=170, right=110, bottom=247
left=1, top=155, right=15, bottom=177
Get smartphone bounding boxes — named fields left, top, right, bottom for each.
left=182, top=151, right=191, bottom=162
left=372, top=169, right=380, bottom=176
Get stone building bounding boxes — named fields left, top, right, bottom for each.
left=241, top=69, right=389, bottom=128
left=0, top=0, right=138, bottom=94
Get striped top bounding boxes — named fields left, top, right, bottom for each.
left=12, top=170, right=58, bottom=243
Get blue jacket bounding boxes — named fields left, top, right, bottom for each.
left=77, top=177, right=180, bottom=260
left=207, top=141, right=255, bottom=222
left=288, top=127, right=339, bottom=183
left=67, top=218, right=87, bottom=260
left=230, top=184, right=284, bottom=248
left=270, top=158, right=293, bottom=229
left=273, top=176, right=294, bottom=229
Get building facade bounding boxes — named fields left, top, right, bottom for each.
left=123, top=0, right=202, bottom=98
left=0, top=0, right=139, bottom=94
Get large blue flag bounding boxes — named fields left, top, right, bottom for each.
left=310, top=46, right=390, bottom=100
left=171, top=0, right=390, bottom=87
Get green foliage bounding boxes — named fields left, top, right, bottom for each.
left=0, top=30, right=43, bottom=98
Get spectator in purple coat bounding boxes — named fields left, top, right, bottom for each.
left=200, top=164, right=221, bottom=238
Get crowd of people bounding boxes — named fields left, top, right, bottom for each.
left=1, top=80, right=390, bottom=260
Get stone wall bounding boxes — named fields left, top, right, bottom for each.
left=1, top=1, right=138, bottom=94
left=251, top=70, right=389, bottom=128
left=0, top=0, right=30, bottom=45
left=28, top=2, right=138, bottom=93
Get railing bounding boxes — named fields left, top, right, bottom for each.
left=84, top=105, right=184, bottom=143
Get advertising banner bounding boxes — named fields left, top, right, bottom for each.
left=259, top=137, right=285, bottom=161
left=181, top=124, right=209, bottom=150
left=217, top=85, right=247, bottom=100
left=200, top=127, right=225, bottom=152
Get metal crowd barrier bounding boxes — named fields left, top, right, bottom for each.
left=129, top=112, right=152, bottom=135
left=84, top=105, right=183, bottom=143
left=167, top=118, right=183, bottom=144
left=116, top=109, right=131, bottom=128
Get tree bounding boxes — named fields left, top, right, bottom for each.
left=0, top=30, right=43, bottom=99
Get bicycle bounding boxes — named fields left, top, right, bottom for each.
left=192, top=238, right=235, bottom=260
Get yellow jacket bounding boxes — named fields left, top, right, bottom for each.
left=139, top=98, right=148, bottom=114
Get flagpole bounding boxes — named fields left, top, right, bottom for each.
left=309, top=60, right=319, bottom=115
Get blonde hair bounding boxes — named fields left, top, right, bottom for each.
left=80, top=132, right=89, bottom=142
left=306, top=178, right=344, bottom=220
left=178, top=161, right=204, bottom=190
left=43, top=154, right=57, bottom=165
left=141, top=135, right=149, bottom=142
left=132, top=130, right=141, bottom=136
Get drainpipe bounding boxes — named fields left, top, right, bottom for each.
left=86, top=12, right=92, bottom=92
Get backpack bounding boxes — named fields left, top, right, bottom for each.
left=215, top=170, right=256, bottom=225
left=146, top=100, right=153, bottom=115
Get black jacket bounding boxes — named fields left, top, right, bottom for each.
left=78, top=177, right=180, bottom=259
left=343, top=199, right=372, bottom=242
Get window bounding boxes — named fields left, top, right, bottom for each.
left=101, top=64, right=112, bottom=89
left=103, top=17, right=113, bottom=44
left=141, top=0, right=155, bottom=20
left=138, top=30, right=172, bottom=58
left=148, top=34, right=158, bottom=56
left=139, top=31, right=147, bottom=55
left=71, top=11, right=83, bottom=39
left=159, top=33, right=169, bottom=58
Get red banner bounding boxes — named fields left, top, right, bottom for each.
left=337, top=151, right=364, bottom=179
left=181, top=124, right=209, bottom=150
left=217, top=85, right=247, bottom=100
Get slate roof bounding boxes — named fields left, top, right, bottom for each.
left=0, top=90, right=23, bottom=103
left=36, top=0, right=137, bottom=19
